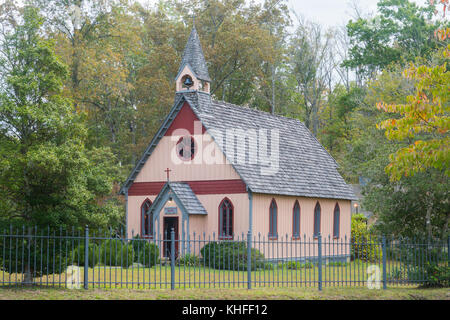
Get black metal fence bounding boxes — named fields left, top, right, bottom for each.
left=0, top=226, right=448, bottom=290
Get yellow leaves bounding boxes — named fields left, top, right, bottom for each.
left=376, top=102, right=386, bottom=111
left=434, top=27, right=450, bottom=40
left=377, top=53, right=449, bottom=181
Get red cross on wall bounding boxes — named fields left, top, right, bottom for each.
left=165, top=168, right=172, bottom=181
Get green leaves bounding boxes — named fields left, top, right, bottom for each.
left=344, top=0, right=442, bottom=78
left=377, top=49, right=450, bottom=180
left=0, top=6, right=123, bottom=231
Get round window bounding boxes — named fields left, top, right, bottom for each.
left=176, top=136, right=196, bottom=161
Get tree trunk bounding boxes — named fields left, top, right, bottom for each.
left=22, top=226, right=34, bottom=286
left=271, top=64, right=275, bottom=115
left=425, top=198, right=433, bottom=245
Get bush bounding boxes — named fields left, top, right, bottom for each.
left=131, top=236, right=159, bottom=267
left=328, top=261, right=348, bottom=267
left=393, top=242, right=446, bottom=264
left=99, top=239, right=134, bottom=268
left=421, top=262, right=450, bottom=288
left=68, top=243, right=99, bottom=268
left=387, top=262, right=449, bottom=287
left=388, top=266, right=405, bottom=281
left=176, top=254, right=202, bottom=267
left=0, top=235, right=68, bottom=277
left=200, top=241, right=265, bottom=271
left=278, top=261, right=315, bottom=270
left=258, top=262, right=274, bottom=270
left=351, top=214, right=381, bottom=262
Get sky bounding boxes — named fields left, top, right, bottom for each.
left=281, top=0, right=429, bottom=28
left=138, top=0, right=431, bottom=29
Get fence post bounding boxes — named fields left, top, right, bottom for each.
left=318, top=232, right=322, bottom=291
left=382, top=236, right=387, bottom=290
left=170, top=228, right=175, bottom=290
left=247, top=231, right=252, bottom=290
left=84, top=225, right=89, bottom=290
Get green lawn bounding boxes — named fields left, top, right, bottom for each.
left=0, top=286, right=448, bottom=300
left=0, top=260, right=426, bottom=289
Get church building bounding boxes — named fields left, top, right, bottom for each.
left=119, top=26, right=356, bottom=258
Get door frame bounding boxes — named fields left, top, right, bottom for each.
left=163, top=216, right=179, bottom=258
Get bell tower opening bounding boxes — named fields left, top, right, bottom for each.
left=175, top=26, right=211, bottom=94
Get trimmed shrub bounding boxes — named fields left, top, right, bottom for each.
left=68, top=243, right=99, bottom=268
left=99, top=239, right=134, bottom=268
left=200, top=241, right=265, bottom=271
left=351, top=214, right=381, bottom=262
left=258, top=262, right=274, bottom=270
left=278, top=261, right=315, bottom=270
left=327, top=261, right=348, bottom=267
left=131, top=236, right=159, bottom=267
left=176, top=254, right=203, bottom=267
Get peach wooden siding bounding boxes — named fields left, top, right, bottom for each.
left=127, top=194, right=248, bottom=239
left=128, top=193, right=248, bottom=257
left=134, top=133, right=241, bottom=183
left=252, top=194, right=351, bottom=239
left=128, top=192, right=350, bottom=260
left=251, top=193, right=351, bottom=259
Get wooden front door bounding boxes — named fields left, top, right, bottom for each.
left=163, top=217, right=179, bottom=258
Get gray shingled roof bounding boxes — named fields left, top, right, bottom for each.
left=176, top=27, right=211, bottom=82
left=169, top=182, right=207, bottom=215
left=121, top=91, right=356, bottom=200
left=184, top=92, right=357, bottom=200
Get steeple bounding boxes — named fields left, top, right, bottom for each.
left=175, top=26, right=211, bottom=93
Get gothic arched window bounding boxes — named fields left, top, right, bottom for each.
left=269, top=199, right=278, bottom=239
left=141, top=199, right=153, bottom=237
left=314, top=202, right=321, bottom=238
left=219, top=198, right=233, bottom=239
left=333, top=203, right=340, bottom=239
left=293, top=201, right=301, bottom=239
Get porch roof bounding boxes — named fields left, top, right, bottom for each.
left=151, top=181, right=207, bottom=216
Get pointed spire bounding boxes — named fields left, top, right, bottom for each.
left=177, top=26, right=211, bottom=82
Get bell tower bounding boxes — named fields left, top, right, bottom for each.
left=175, top=26, right=211, bottom=94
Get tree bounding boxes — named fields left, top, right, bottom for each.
left=364, top=169, right=449, bottom=239
left=0, top=6, right=122, bottom=231
left=343, top=62, right=449, bottom=240
left=376, top=49, right=450, bottom=180
left=344, top=0, right=442, bottom=79
left=289, top=17, right=333, bottom=136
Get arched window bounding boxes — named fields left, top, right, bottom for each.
left=293, top=201, right=300, bottom=239
left=269, top=199, right=278, bottom=239
left=313, top=202, right=321, bottom=238
left=333, top=203, right=340, bottom=239
left=141, top=199, right=153, bottom=237
left=219, top=198, right=233, bottom=239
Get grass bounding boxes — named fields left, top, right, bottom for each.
left=0, top=260, right=429, bottom=289
left=0, top=286, right=448, bottom=300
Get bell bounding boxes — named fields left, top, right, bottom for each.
left=183, top=76, right=193, bottom=88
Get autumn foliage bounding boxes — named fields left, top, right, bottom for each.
left=376, top=47, right=449, bottom=180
